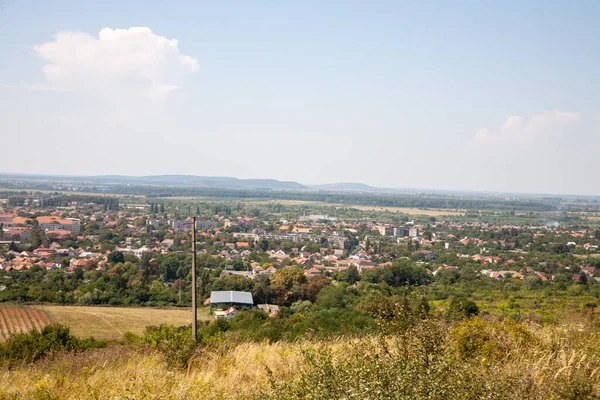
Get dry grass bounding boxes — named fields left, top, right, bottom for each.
left=574, top=253, right=600, bottom=259
left=41, top=305, right=212, bottom=341
left=0, top=319, right=599, bottom=399
left=0, top=341, right=304, bottom=399
left=1, top=316, right=599, bottom=399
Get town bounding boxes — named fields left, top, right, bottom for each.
left=1, top=191, right=599, bottom=313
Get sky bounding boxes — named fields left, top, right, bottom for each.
left=1, top=0, right=599, bottom=195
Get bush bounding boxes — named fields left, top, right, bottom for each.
left=450, top=317, right=534, bottom=360
left=141, top=324, right=198, bottom=369
left=445, top=297, right=479, bottom=321
left=0, top=324, right=103, bottom=363
left=261, top=321, right=485, bottom=400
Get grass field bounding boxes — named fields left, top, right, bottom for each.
left=245, top=199, right=465, bottom=216
left=39, top=305, right=212, bottom=341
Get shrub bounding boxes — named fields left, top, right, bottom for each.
left=445, top=297, right=479, bottom=321
left=141, top=324, right=198, bottom=369
left=0, top=324, right=103, bottom=363
left=261, top=321, right=485, bottom=400
left=450, top=317, right=534, bottom=360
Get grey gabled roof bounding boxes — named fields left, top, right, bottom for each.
left=210, top=290, right=254, bottom=305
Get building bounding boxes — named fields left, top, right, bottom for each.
left=298, top=214, right=338, bottom=222
left=147, top=219, right=168, bottom=229
left=170, top=219, right=193, bottom=232
left=37, top=217, right=80, bottom=234
left=209, top=291, right=254, bottom=314
left=409, top=227, right=420, bottom=238
left=376, top=225, right=393, bottom=236
left=213, top=306, right=238, bottom=319
left=0, top=214, right=14, bottom=224
left=393, top=227, right=409, bottom=237
left=196, top=220, right=216, bottom=230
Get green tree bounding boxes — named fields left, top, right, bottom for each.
left=107, top=251, right=125, bottom=265
left=345, top=266, right=360, bottom=284
left=272, top=267, right=306, bottom=290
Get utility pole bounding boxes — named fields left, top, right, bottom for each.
left=191, top=216, right=197, bottom=340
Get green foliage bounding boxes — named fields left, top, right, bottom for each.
left=0, top=324, right=104, bottom=363
left=107, top=251, right=125, bottom=264
left=140, top=324, right=198, bottom=369
left=357, top=291, right=430, bottom=333
left=262, top=321, right=484, bottom=400
left=445, top=297, right=479, bottom=321
left=451, top=317, right=535, bottom=360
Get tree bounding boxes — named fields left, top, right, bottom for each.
left=304, top=274, right=331, bottom=302
left=7, top=240, right=19, bottom=252
left=524, top=275, right=542, bottom=290
left=345, top=266, right=360, bottom=284
left=315, top=285, right=345, bottom=309
left=107, top=251, right=125, bottom=265
left=160, top=254, right=183, bottom=282
left=271, top=267, right=306, bottom=290
left=381, top=261, right=430, bottom=287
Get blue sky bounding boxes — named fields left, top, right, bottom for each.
left=1, top=1, right=599, bottom=194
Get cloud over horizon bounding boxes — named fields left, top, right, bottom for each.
left=474, top=110, right=580, bottom=145
left=34, top=27, right=198, bottom=101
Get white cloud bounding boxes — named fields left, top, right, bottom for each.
left=473, top=110, right=580, bottom=144
left=0, top=83, right=70, bottom=92
left=34, top=27, right=198, bottom=101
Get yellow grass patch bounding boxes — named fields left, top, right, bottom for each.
left=41, top=305, right=212, bottom=341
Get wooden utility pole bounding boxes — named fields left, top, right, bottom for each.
left=191, top=216, right=197, bottom=340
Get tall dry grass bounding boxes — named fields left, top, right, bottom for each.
left=0, top=317, right=599, bottom=399
left=0, top=341, right=304, bottom=399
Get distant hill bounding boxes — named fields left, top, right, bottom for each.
left=94, top=175, right=307, bottom=190
left=0, top=174, right=307, bottom=190
left=309, top=182, right=379, bottom=191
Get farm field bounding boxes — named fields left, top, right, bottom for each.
left=0, top=305, right=51, bottom=342
left=39, top=305, right=212, bottom=341
left=245, top=199, right=465, bottom=216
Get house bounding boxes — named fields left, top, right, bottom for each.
left=269, top=250, right=288, bottom=259
left=161, top=239, right=174, bottom=247
left=581, top=266, right=597, bottom=276
left=214, top=306, right=238, bottom=319
left=209, top=291, right=254, bottom=314
left=292, top=227, right=311, bottom=234
left=304, top=267, right=322, bottom=278
left=257, top=304, right=280, bottom=317
left=584, top=243, right=599, bottom=252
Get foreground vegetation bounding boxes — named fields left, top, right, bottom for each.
left=0, top=312, right=598, bottom=399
